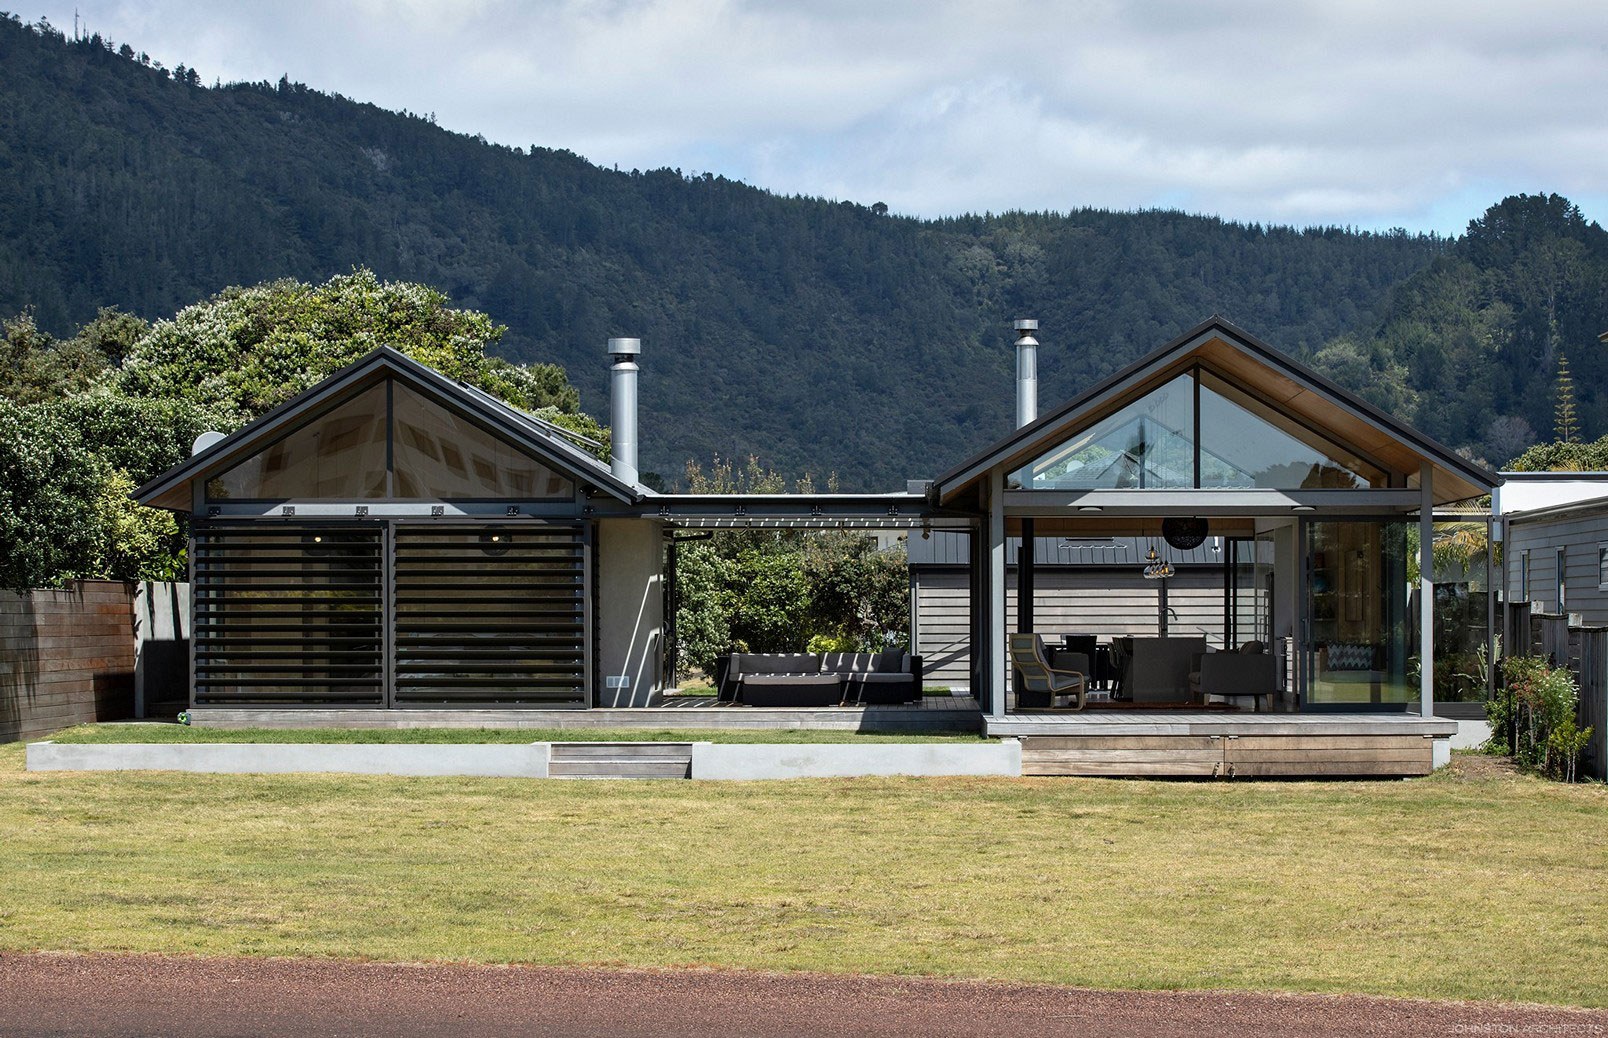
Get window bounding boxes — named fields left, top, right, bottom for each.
left=1025, top=374, right=1194, bottom=489
left=1519, top=550, right=1531, bottom=606
left=208, top=384, right=388, bottom=500
left=206, top=378, right=576, bottom=502
left=1022, top=367, right=1387, bottom=491
left=1557, top=547, right=1568, bottom=612
left=1197, top=372, right=1381, bottom=489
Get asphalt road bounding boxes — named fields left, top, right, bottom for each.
left=2, top=953, right=1604, bottom=1038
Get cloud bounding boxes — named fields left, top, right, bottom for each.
left=42, top=0, right=1608, bottom=232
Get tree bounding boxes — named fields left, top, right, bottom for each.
left=1, top=310, right=108, bottom=404
left=70, top=307, right=148, bottom=367
left=0, top=272, right=606, bottom=588
left=1555, top=352, right=1579, bottom=443
left=0, top=401, right=106, bottom=591
left=1507, top=435, right=1608, bottom=472
left=1485, top=414, right=1537, bottom=465
left=802, top=532, right=909, bottom=648
left=116, top=269, right=606, bottom=456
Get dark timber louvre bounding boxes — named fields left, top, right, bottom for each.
left=193, top=521, right=587, bottom=707
left=193, top=523, right=386, bottom=705
left=392, top=524, right=586, bottom=706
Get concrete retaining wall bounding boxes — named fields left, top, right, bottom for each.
left=26, top=741, right=552, bottom=778
left=25, top=740, right=1021, bottom=779
left=689, top=740, right=1021, bottom=780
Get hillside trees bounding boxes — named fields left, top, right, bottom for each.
left=1341, top=195, right=1608, bottom=465
left=0, top=14, right=1453, bottom=490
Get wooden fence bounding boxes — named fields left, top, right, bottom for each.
left=0, top=580, right=189, bottom=743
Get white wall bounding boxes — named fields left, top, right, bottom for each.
left=1495, top=476, right=1608, bottom=517
left=597, top=519, right=664, bottom=706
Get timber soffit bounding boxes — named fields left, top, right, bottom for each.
left=134, top=346, right=642, bottom=510
left=928, top=316, right=1501, bottom=507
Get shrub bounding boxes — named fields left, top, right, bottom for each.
left=1487, top=655, right=1593, bottom=780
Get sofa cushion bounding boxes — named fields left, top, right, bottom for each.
left=873, top=650, right=907, bottom=673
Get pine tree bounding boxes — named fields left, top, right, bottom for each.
left=1555, top=352, right=1580, bottom=444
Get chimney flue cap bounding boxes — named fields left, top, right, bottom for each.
left=607, top=337, right=642, bottom=358
left=1013, top=318, right=1038, bottom=333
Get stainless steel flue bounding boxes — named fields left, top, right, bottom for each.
left=607, top=337, right=641, bottom=484
left=1014, top=318, right=1038, bottom=429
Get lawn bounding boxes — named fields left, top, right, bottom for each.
left=46, top=724, right=987, bottom=744
left=1, top=743, right=1605, bottom=1007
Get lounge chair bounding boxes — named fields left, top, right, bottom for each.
left=1008, top=633, right=1088, bottom=710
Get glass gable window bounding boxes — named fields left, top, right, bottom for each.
left=1025, top=374, right=1194, bottom=489
left=207, top=379, right=576, bottom=502
left=392, top=384, right=574, bottom=499
left=208, top=385, right=388, bottom=500
left=1022, top=367, right=1388, bottom=491
left=1198, top=373, right=1382, bottom=489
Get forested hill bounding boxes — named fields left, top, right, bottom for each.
left=1323, top=195, right=1608, bottom=463
left=5, top=14, right=1585, bottom=488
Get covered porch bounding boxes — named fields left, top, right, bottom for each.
left=928, top=317, right=1498, bottom=764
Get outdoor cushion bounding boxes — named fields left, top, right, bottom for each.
left=740, top=673, right=843, bottom=707
left=873, top=650, right=907, bottom=673
left=846, top=672, right=921, bottom=705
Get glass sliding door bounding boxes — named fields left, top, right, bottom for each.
left=1305, top=519, right=1413, bottom=709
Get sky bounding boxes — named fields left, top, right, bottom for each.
left=30, top=0, right=1608, bottom=235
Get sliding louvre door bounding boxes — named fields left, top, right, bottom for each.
left=192, top=523, right=386, bottom=706
left=391, top=524, right=588, bottom=706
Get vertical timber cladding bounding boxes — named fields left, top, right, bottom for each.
left=192, top=523, right=386, bottom=705
left=392, top=523, right=587, bottom=706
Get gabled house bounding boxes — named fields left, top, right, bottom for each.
left=927, top=317, right=1498, bottom=739
left=136, top=316, right=1497, bottom=775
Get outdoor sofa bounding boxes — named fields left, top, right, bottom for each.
left=714, top=651, right=924, bottom=706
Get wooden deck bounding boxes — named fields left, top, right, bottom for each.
left=992, top=710, right=1458, bottom=778
left=186, top=695, right=984, bottom=734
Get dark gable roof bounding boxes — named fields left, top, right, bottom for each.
left=930, top=316, right=1500, bottom=506
left=135, top=346, right=639, bottom=509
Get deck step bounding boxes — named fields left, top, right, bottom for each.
left=1019, top=732, right=1435, bottom=778
left=548, top=742, right=693, bottom=779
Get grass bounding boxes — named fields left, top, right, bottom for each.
left=1, top=744, right=1606, bottom=1007
left=45, top=724, right=987, bottom=745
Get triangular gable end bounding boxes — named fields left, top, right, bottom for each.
left=932, top=318, right=1498, bottom=506
left=137, top=348, right=637, bottom=511
left=1023, top=368, right=1385, bottom=492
